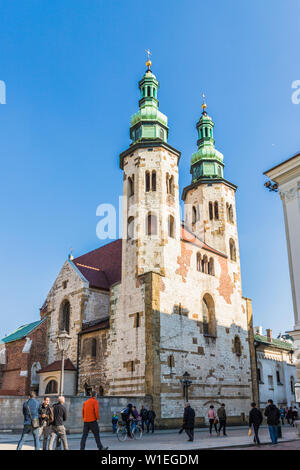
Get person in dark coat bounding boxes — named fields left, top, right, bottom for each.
left=140, top=405, right=148, bottom=431
left=183, top=402, right=195, bottom=442
left=217, top=403, right=227, bottom=436
left=264, top=399, right=280, bottom=445
left=146, top=406, right=156, bottom=434
left=249, top=402, right=263, bottom=445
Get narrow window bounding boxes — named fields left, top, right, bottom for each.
left=160, top=128, right=164, bottom=140
left=234, top=336, right=242, bottom=356
left=291, top=377, right=295, bottom=393
left=166, top=173, right=169, bottom=194
left=196, top=252, right=201, bottom=272
left=257, top=368, right=261, bottom=382
left=229, top=238, right=236, bottom=261
left=99, top=385, right=104, bottom=396
left=131, top=361, right=134, bottom=372
left=145, top=171, right=150, bottom=192
left=127, top=217, right=134, bottom=240
left=276, top=370, right=280, bottom=383
left=214, top=201, right=219, bottom=220
left=91, top=338, right=97, bottom=358
left=209, top=202, right=213, bottom=220
left=152, top=171, right=156, bottom=191
left=128, top=176, right=134, bottom=197
left=147, top=86, right=151, bottom=97
left=169, top=176, right=174, bottom=195
left=147, top=213, right=157, bottom=236
left=208, top=257, right=214, bottom=275
left=202, top=255, right=208, bottom=274
left=168, top=215, right=175, bottom=238
left=192, top=206, right=197, bottom=224
left=135, top=312, right=140, bottom=328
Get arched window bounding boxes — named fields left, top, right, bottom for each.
left=166, top=173, right=169, bottom=194
left=99, top=385, right=104, bottom=397
left=208, top=257, right=214, bottom=275
left=169, top=176, right=174, bottom=195
left=229, top=238, right=236, bottom=261
left=228, top=204, right=234, bottom=223
left=127, top=217, right=134, bottom=240
left=91, top=338, right=97, bottom=358
left=60, top=300, right=70, bottom=333
left=214, top=202, right=219, bottom=220
left=202, top=255, right=208, bottom=274
left=160, top=128, right=164, bottom=140
left=145, top=171, right=150, bottom=192
left=168, top=215, right=175, bottom=238
left=192, top=206, right=197, bottom=224
left=45, top=380, right=58, bottom=394
left=196, top=252, right=201, bottom=272
left=217, top=165, right=222, bottom=176
left=291, top=377, right=295, bottom=394
left=128, top=176, right=134, bottom=197
left=147, top=86, right=151, bottom=97
left=257, top=361, right=263, bottom=383
left=152, top=171, right=156, bottom=191
left=146, top=213, right=157, bottom=236
left=234, top=336, right=242, bottom=356
left=202, top=294, right=216, bottom=337
left=209, top=202, right=213, bottom=220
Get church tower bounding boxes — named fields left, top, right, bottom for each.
left=182, top=97, right=240, bottom=265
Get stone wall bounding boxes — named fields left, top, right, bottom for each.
left=0, top=395, right=152, bottom=432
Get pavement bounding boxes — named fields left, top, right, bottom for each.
left=0, top=424, right=299, bottom=450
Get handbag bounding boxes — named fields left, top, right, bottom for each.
left=248, top=427, right=252, bottom=436
left=27, top=400, right=40, bottom=429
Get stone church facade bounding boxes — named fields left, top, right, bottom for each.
left=39, top=60, right=256, bottom=427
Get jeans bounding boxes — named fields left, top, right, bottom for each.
left=252, top=424, right=260, bottom=444
left=39, top=422, right=51, bottom=450
left=48, top=425, right=69, bottom=450
left=80, top=421, right=103, bottom=450
left=218, top=419, right=227, bottom=435
left=209, top=419, right=218, bottom=434
left=17, top=424, right=40, bottom=450
left=185, top=427, right=194, bottom=441
left=147, top=420, right=155, bottom=433
left=268, top=425, right=278, bottom=444
left=141, top=419, right=148, bottom=431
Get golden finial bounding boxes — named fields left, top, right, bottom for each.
left=201, top=93, right=207, bottom=113
left=145, top=49, right=152, bottom=71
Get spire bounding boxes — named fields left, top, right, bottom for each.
left=129, top=53, right=169, bottom=145
left=190, top=94, right=224, bottom=183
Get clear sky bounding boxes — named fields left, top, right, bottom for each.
left=0, top=0, right=298, bottom=339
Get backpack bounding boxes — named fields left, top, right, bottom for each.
left=121, top=407, right=129, bottom=422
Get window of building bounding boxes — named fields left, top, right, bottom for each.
left=60, top=300, right=70, bottom=333
left=63, top=281, right=68, bottom=289
left=168, top=355, right=175, bottom=369
left=127, top=217, right=134, bottom=240
left=291, top=377, right=295, bottom=394
left=160, top=128, right=164, bottom=140
left=168, top=215, right=175, bottom=238
left=202, top=294, right=216, bottom=337
left=276, top=370, right=281, bottom=384
left=234, top=336, right=242, bottom=356
left=128, top=176, right=134, bottom=197
left=268, top=375, right=274, bottom=389
left=91, top=338, right=97, bottom=358
left=135, top=312, right=140, bottom=328
left=257, top=368, right=261, bottom=382
left=214, top=201, right=219, bottom=220
left=152, top=171, right=156, bottom=191
left=229, top=238, right=236, bottom=261
left=45, top=380, right=58, bottom=394
left=202, top=255, right=208, bottom=274
left=196, top=252, right=201, bottom=272
left=209, top=202, right=213, bottom=220
left=217, top=165, right=222, bottom=176
left=208, top=257, right=214, bottom=276
left=130, top=361, right=134, bottom=373
left=169, top=176, right=174, bottom=195
left=145, top=171, right=150, bottom=192
left=99, top=385, right=104, bottom=396
left=146, top=213, right=157, bottom=236
left=192, top=206, right=197, bottom=224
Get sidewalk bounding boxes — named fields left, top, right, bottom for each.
left=1, top=425, right=299, bottom=450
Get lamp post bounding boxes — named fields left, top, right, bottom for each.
left=181, top=371, right=192, bottom=402
left=56, top=330, right=71, bottom=395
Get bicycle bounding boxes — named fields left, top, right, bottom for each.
left=116, top=420, right=143, bottom=441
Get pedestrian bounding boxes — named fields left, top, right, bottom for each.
left=16, top=391, right=41, bottom=450
left=182, top=402, right=195, bottom=442
left=279, top=406, right=285, bottom=426
left=38, top=396, right=54, bottom=450
left=286, top=406, right=293, bottom=425
left=264, top=399, right=280, bottom=445
left=121, top=403, right=135, bottom=438
left=146, top=406, right=156, bottom=434
left=48, top=396, right=69, bottom=450
left=80, top=391, right=108, bottom=450
left=208, top=405, right=218, bottom=436
left=140, top=405, right=148, bottom=431
left=217, top=403, right=227, bottom=436
left=249, top=402, right=263, bottom=445
left=112, top=412, right=118, bottom=433
left=292, top=406, right=298, bottom=426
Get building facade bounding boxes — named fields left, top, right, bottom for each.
left=254, top=327, right=296, bottom=408
left=38, top=61, right=255, bottom=426
left=264, top=154, right=300, bottom=404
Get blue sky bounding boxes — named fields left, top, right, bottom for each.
left=0, top=0, right=298, bottom=339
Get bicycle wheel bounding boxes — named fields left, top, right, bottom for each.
left=116, top=426, right=127, bottom=442
left=132, top=425, right=143, bottom=440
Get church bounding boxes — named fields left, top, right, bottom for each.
left=38, top=58, right=256, bottom=427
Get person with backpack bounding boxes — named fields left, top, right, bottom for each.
left=140, top=405, right=148, bottom=431
left=80, top=391, right=108, bottom=450
left=264, top=399, right=281, bottom=445
left=121, top=403, right=135, bottom=438
left=112, top=412, right=118, bottom=433
left=38, top=396, right=54, bottom=450
left=17, top=391, right=41, bottom=450
left=249, top=402, right=263, bottom=445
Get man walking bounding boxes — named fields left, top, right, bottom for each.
left=17, top=391, right=40, bottom=450
left=264, top=399, right=280, bottom=445
left=279, top=406, right=285, bottom=426
left=39, top=396, right=53, bottom=450
left=182, top=402, right=195, bottom=442
left=140, top=405, right=148, bottom=432
left=217, top=403, right=227, bottom=436
left=80, top=391, right=108, bottom=450
left=249, top=402, right=263, bottom=445
left=146, top=406, right=156, bottom=434
left=48, top=396, right=69, bottom=450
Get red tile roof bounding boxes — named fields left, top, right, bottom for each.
left=38, top=358, right=76, bottom=373
left=72, top=239, right=122, bottom=290
left=181, top=224, right=227, bottom=258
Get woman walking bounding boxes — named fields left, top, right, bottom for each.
left=208, top=405, right=218, bottom=436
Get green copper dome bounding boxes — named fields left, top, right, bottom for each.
left=130, top=68, right=169, bottom=144
left=190, top=104, right=224, bottom=182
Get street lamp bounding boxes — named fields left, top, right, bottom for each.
left=180, top=371, right=192, bottom=402
left=56, top=330, right=71, bottom=395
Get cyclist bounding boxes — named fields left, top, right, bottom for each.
left=131, top=406, right=141, bottom=434
left=121, top=403, right=135, bottom=438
